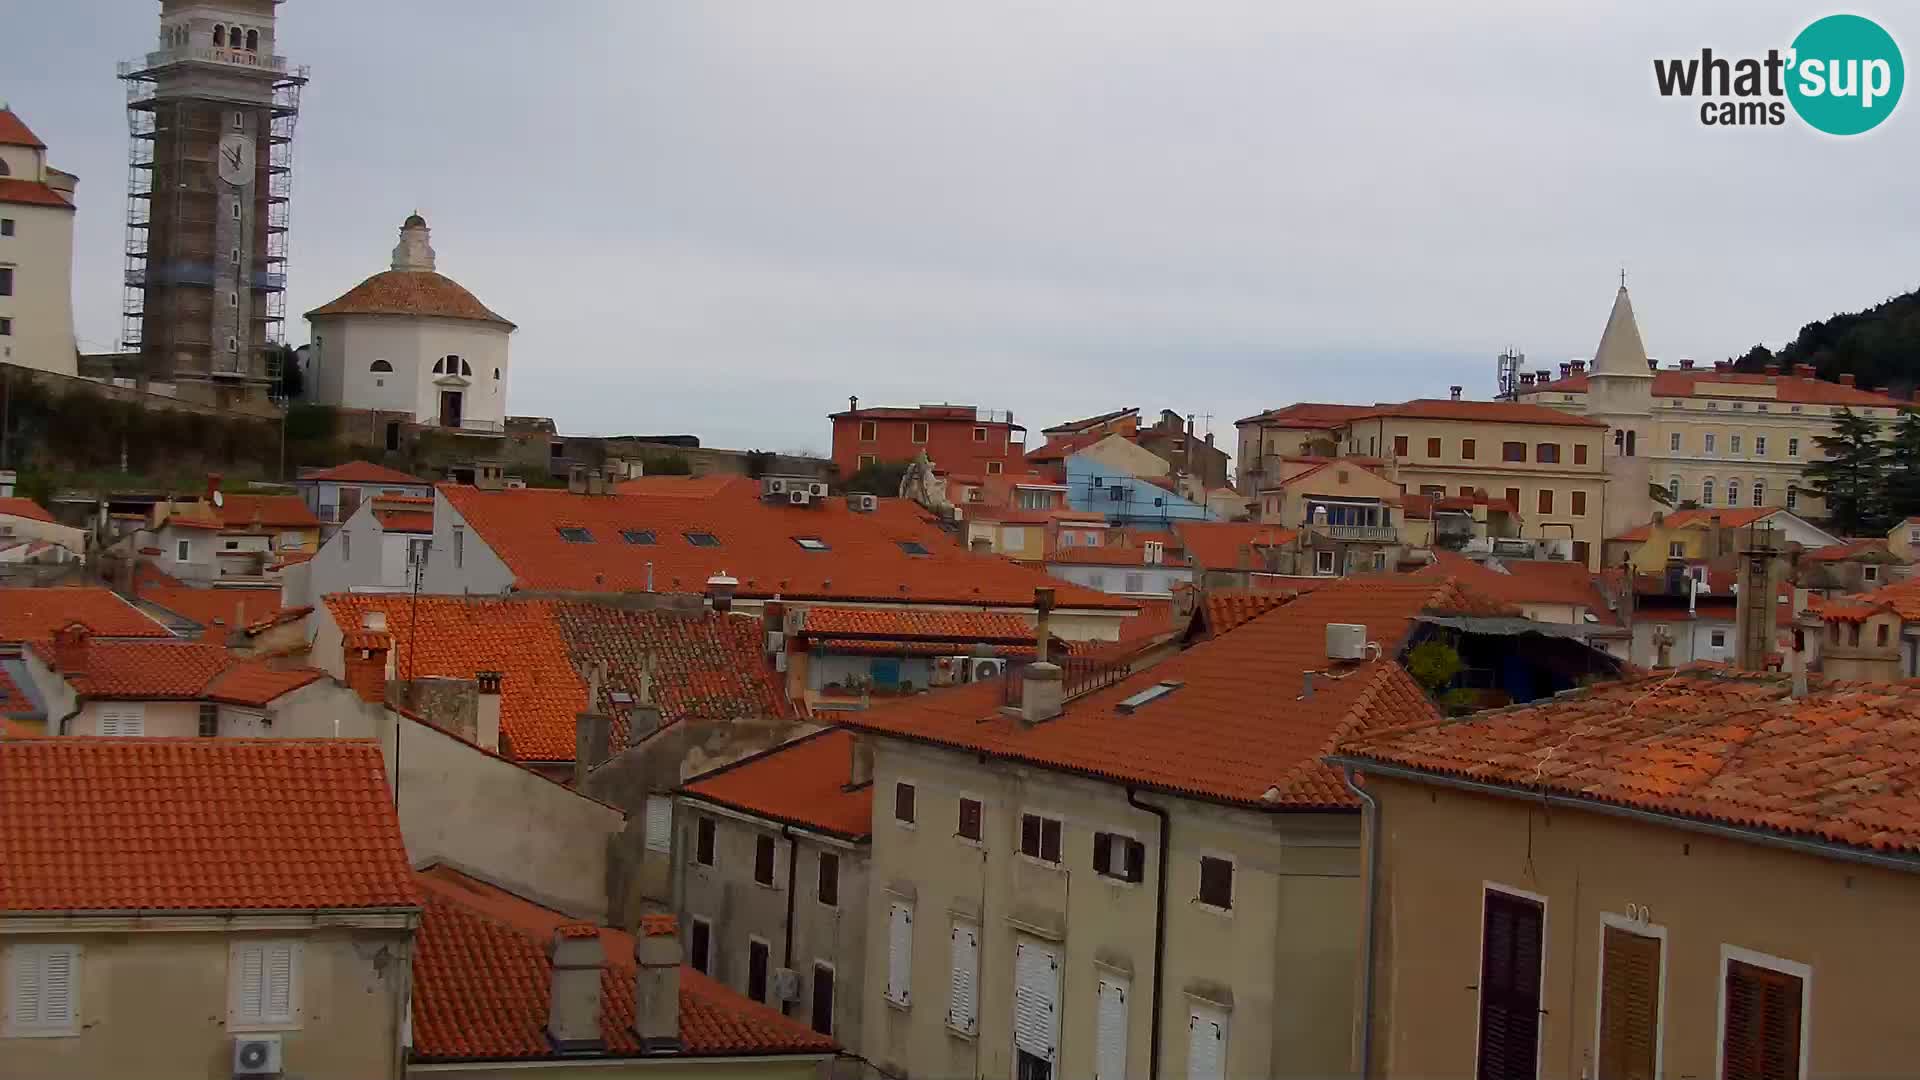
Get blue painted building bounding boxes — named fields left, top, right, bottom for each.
left=1064, top=452, right=1215, bottom=526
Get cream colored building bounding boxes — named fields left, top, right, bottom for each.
left=1232, top=403, right=1373, bottom=497
left=841, top=579, right=1475, bottom=1080
left=1328, top=400, right=1609, bottom=569
left=0, top=106, right=78, bottom=376
left=1520, top=284, right=1906, bottom=522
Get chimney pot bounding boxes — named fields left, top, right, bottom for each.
left=52, top=623, right=90, bottom=678
left=1764, top=363, right=1780, bottom=376
left=547, top=927, right=608, bottom=1054
left=1019, top=662, right=1064, bottom=725
left=475, top=670, right=503, bottom=752
left=1449, top=385, right=1462, bottom=401
left=705, top=572, right=739, bottom=613
left=633, top=917, right=682, bottom=1053
left=849, top=395, right=859, bottom=414
left=1679, top=358, right=1694, bottom=370
left=1795, top=363, right=1815, bottom=378
left=1839, top=373, right=1856, bottom=386
left=363, top=610, right=387, bottom=632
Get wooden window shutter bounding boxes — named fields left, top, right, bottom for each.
left=948, top=924, right=978, bottom=1033
left=1598, top=926, right=1660, bottom=1080
left=1013, top=942, right=1060, bottom=1062
left=643, top=796, right=672, bottom=854
left=1187, top=1006, right=1227, bottom=1080
left=9, top=946, right=41, bottom=1027
left=1093, top=833, right=1113, bottom=876
left=41, top=948, right=74, bottom=1027
left=1722, top=960, right=1802, bottom=1080
left=885, top=903, right=912, bottom=1005
left=1475, top=890, right=1543, bottom=1080
left=1095, top=976, right=1129, bottom=1080
left=236, top=943, right=266, bottom=1024
left=264, top=942, right=294, bottom=1023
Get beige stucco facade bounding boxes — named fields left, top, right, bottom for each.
left=410, top=1057, right=831, bottom=1079
left=0, top=917, right=413, bottom=1080
left=1334, top=416, right=1607, bottom=569
left=674, top=798, right=870, bottom=1051
left=860, top=737, right=1362, bottom=1080
left=0, top=121, right=78, bottom=378
left=1357, top=772, right=1920, bottom=1079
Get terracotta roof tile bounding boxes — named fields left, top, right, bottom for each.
left=1202, top=590, right=1293, bottom=636
left=1417, top=551, right=1615, bottom=623
left=136, top=583, right=284, bottom=632
left=843, top=578, right=1451, bottom=808
left=0, top=587, right=173, bottom=645
left=411, top=866, right=836, bottom=1061
left=442, top=482, right=1130, bottom=609
left=1607, top=507, right=1780, bottom=542
left=0, top=108, right=47, bottom=148
left=1805, top=538, right=1898, bottom=562
left=0, top=738, right=417, bottom=912
left=0, top=179, right=71, bottom=209
left=1236, top=402, right=1375, bottom=428
left=799, top=606, right=1035, bottom=643
left=41, top=636, right=324, bottom=705
left=1174, top=523, right=1299, bottom=571
left=307, top=270, right=515, bottom=327
left=1338, top=670, right=1920, bottom=857
left=682, top=728, right=872, bottom=838
left=322, top=595, right=791, bottom=762
left=1531, top=369, right=1905, bottom=408
left=213, top=493, right=322, bottom=531
left=0, top=497, right=56, bottom=524
left=299, top=461, right=430, bottom=485
left=373, top=508, right=435, bottom=533
left=0, top=667, right=42, bottom=722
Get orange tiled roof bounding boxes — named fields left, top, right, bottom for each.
left=1336, top=669, right=1920, bottom=857
left=44, top=637, right=323, bottom=705
left=214, top=493, right=322, bottom=531
left=0, top=739, right=417, bottom=912
left=411, top=866, right=836, bottom=1062
left=1608, top=507, right=1780, bottom=542
left=1236, top=402, right=1375, bottom=428
left=682, top=728, right=872, bottom=839
left=1804, top=538, right=1898, bottom=562
left=0, top=587, right=172, bottom=645
left=300, top=460, right=430, bottom=485
left=1529, top=368, right=1905, bottom=408
left=441, top=480, right=1131, bottom=610
left=322, top=595, right=791, bottom=762
left=374, top=508, right=435, bottom=533
left=1341, top=399, right=1607, bottom=428
left=0, top=497, right=56, bottom=524
left=1202, top=590, right=1294, bottom=636
left=136, top=583, right=284, bottom=632
left=306, top=270, right=516, bottom=328
left=1418, top=551, right=1616, bottom=624
left=1174, top=522, right=1299, bottom=571
left=798, top=606, right=1035, bottom=643
left=0, top=179, right=71, bottom=209
left=843, top=578, right=1453, bottom=809
left=1829, top=577, right=1920, bottom=621
left=0, top=108, right=46, bottom=148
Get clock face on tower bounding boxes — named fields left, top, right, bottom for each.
left=218, top=133, right=256, bottom=187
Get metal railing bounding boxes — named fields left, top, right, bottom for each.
left=1324, top=524, right=1397, bottom=542
left=1001, top=654, right=1135, bottom=706
left=127, top=47, right=292, bottom=73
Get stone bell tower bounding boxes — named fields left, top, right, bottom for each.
left=1588, top=279, right=1657, bottom=539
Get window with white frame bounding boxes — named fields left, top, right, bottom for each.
left=97, top=704, right=145, bottom=737
left=1704, top=433, right=1716, bottom=453
left=1667, top=476, right=1681, bottom=502
left=1730, top=435, right=1742, bottom=454
left=1753, top=480, right=1765, bottom=507
left=885, top=902, right=913, bottom=1006
left=176, top=538, right=192, bottom=561
left=1711, top=629, right=1728, bottom=649
left=1124, top=573, right=1145, bottom=593
left=1013, top=942, right=1061, bottom=1077
left=1702, top=477, right=1716, bottom=505
left=1670, top=432, right=1682, bottom=452
left=1754, top=435, right=1767, bottom=456
left=1314, top=550, right=1336, bottom=575
left=1864, top=564, right=1880, bottom=583
left=1728, top=478, right=1740, bottom=506
left=1787, top=437, right=1799, bottom=458
left=229, top=940, right=299, bottom=1030
left=1719, top=948, right=1808, bottom=1080
left=5, top=943, right=79, bottom=1036
left=947, top=922, right=978, bottom=1034
left=1668, top=541, right=1685, bottom=558
left=1786, top=486, right=1798, bottom=510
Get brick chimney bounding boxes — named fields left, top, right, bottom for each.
left=547, top=924, right=607, bottom=1054
left=51, top=623, right=90, bottom=677
left=1764, top=363, right=1781, bottom=376
left=1839, top=373, right=1856, bottom=386
left=1679, top=358, right=1694, bottom=370
left=475, top=671, right=502, bottom=753
left=1569, top=360, right=1586, bottom=375
left=1794, top=363, right=1815, bottom=378
left=632, top=915, right=682, bottom=1053
left=344, top=636, right=393, bottom=704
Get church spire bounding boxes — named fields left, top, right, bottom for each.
left=1591, top=281, right=1651, bottom=378
left=391, top=213, right=436, bottom=272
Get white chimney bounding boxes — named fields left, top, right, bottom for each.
left=475, top=671, right=502, bottom=753
left=547, top=926, right=607, bottom=1053
left=633, top=915, right=682, bottom=1052
left=363, top=610, right=387, bottom=633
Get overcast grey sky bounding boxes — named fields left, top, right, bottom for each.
left=6, top=1, right=1916, bottom=458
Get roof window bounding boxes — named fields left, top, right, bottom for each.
left=557, top=527, right=594, bottom=543
left=794, top=537, right=829, bottom=551
left=1115, top=680, right=1184, bottom=714
left=621, top=529, right=656, bottom=545
left=896, top=540, right=930, bottom=556
left=685, top=531, right=721, bottom=547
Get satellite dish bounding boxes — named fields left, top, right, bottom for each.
left=212, top=490, right=225, bottom=508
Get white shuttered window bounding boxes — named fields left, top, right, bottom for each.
left=885, top=903, right=913, bottom=1006
left=947, top=923, right=978, bottom=1033
left=97, top=705, right=145, bottom=736
left=231, top=940, right=299, bottom=1029
left=644, top=796, right=673, bottom=854
left=1187, top=1005, right=1228, bottom=1080
left=1013, top=942, right=1061, bottom=1063
left=1095, top=975, right=1129, bottom=1080
left=6, top=944, right=79, bottom=1035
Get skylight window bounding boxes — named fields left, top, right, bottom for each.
left=897, top=540, right=930, bottom=556
left=557, top=527, right=594, bottom=543
left=1115, top=680, right=1184, bottom=714
left=794, top=537, right=830, bottom=551
left=621, top=529, right=657, bottom=545
left=685, top=531, right=721, bottom=547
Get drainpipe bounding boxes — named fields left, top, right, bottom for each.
left=1126, top=787, right=1171, bottom=1080
left=780, top=825, right=799, bottom=1016
left=1341, top=764, right=1381, bottom=1080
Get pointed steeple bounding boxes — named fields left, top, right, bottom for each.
left=1591, top=284, right=1651, bottom=378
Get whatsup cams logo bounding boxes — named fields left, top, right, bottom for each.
left=1653, top=13, right=1903, bottom=134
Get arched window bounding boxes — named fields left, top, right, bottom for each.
left=245, top=28, right=259, bottom=51
left=1668, top=476, right=1681, bottom=503
left=0, top=159, right=9, bottom=177
left=213, top=24, right=225, bottom=46
left=1702, top=477, right=1716, bottom=506
left=460, top=358, right=472, bottom=376
left=370, top=359, right=393, bottom=372
left=431, top=358, right=444, bottom=374
left=1787, top=485, right=1799, bottom=510
left=1753, top=479, right=1765, bottom=507
left=1727, top=478, right=1741, bottom=506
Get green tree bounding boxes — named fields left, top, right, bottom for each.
left=847, top=459, right=910, bottom=496
left=1806, top=407, right=1887, bottom=532
left=1883, top=410, right=1920, bottom=523
left=1649, top=482, right=1675, bottom=509
left=1405, top=640, right=1463, bottom=694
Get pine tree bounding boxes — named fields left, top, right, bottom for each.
left=1806, top=407, right=1887, bottom=533
left=1883, top=410, right=1920, bottom=524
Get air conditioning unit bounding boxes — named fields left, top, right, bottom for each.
left=808, top=482, right=829, bottom=498
left=857, top=493, right=879, bottom=513
left=1326, top=623, right=1368, bottom=661
left=968, top=657, right=1007, bottom=682
left=764, top=478, right=789, bottom=496
left=772, top=967, right=802, bottom=1003
left=789, top=490, right=812, bottom=506
left=233, top=1034, right=283, bottom=1077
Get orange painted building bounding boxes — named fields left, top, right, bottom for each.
left=828, top=398, right=1028, bottom=479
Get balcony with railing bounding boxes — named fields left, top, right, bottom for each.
left=1001, top=653, right=1135, bottom=706
left=122, top=47, right=293, bottom=76
left=1323, top=524, right=1398, bottom=543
